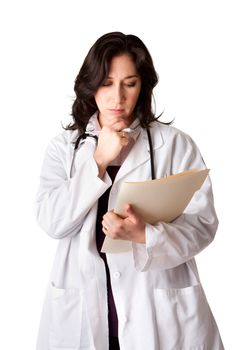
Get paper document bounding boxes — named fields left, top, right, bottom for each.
left=101, top=168, right=209, bottom=253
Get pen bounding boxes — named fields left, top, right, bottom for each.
left=121, top=128, right=134, bottom=134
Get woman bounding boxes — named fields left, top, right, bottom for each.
left=35, top=32, right=224, bottom=349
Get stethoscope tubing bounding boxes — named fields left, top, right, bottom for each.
left=146, top=128, right=155, bottom=180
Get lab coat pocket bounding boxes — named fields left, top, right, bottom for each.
left=49, top=283, right=82, bottom=350
left=153, top=284, right=213, bottom=349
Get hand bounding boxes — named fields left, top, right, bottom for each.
left=102, top=204, right=146, bottom=243
left=94, top=120, right=129, bottom=177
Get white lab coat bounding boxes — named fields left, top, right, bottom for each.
left=35, top=120, right=224, bottom=350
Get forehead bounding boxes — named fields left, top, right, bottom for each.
left=108, top=54, right=138, bottom=77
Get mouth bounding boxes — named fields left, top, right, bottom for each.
left=108, top=109, right=124, bottom=113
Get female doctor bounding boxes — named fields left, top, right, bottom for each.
left=35, top=32, right=224, bottom=350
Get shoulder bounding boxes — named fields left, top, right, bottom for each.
left=47, top=129, right=79, bottom=151
left=150, top=121, right=198, bottom=149
left=150, top=121, right=206, bottom=171
left=44, top=129, right=79, bottom=161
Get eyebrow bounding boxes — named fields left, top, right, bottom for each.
left=107, top=75, right=139, bottom=80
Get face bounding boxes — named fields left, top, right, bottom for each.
left=95, top=54, right=141, bottom=128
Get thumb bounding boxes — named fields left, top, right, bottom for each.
left=124, top=204, right=138, bottom=223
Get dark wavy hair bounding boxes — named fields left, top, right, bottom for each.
left=67, top=31, right=162, bottom=132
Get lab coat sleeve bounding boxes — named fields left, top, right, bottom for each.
left=35, top=134, right=112, bottom=239
left=132, top=131, right=219, bottom=271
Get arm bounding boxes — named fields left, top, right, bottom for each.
left=35, top=134, right=112, bottom=239
left=132, top=131, right=219, bottom=271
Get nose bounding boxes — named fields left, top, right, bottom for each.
left=113, top=85, right=125, bottom=104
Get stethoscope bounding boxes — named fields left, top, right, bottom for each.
left=74, top=127, right=155, bottom=180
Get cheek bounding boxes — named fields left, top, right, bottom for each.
left=94, top=93, right=103, bottom=109
left=95, top=91, right=108, bottom=107
left=129, top=90, right=141, bottom=106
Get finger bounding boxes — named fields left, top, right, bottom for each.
left=102, top=216, right=113, bottom=229
left=102, top=212, right=124, bottom=233
left=120, top=130, right=129, bottom=138
left=125, top=203, right=133, bottom=214
left=103, top=210, right=116, bottom=221
left=120, top=135, right=129, bottom=146
left=102, top=224, right=109, bottom=231
left=100, top=125, right=128, bottom=142
left=124, top=204, right=138, bottom=223
left=111, top=120, right=129, bottom=132
left=102, top=217, right=110, bottom=231
left=102, top=224, right=109, bottom=236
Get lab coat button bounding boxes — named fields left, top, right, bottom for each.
left=113, top=271, right=121, bottom=279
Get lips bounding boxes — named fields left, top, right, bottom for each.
left=108, top=109, right=124, bottom=112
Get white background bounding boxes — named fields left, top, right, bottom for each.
left=0, top=0, right=232, bottom=348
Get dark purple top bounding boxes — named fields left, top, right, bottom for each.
left=96, top=166, right=120, bottom=337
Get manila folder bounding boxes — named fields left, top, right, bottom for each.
left=101, top=168, right=209, bottom=253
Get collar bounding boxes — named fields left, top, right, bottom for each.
left=68, top=112, right=164, bottom=150
left=85, top=112, right=141, bottom=142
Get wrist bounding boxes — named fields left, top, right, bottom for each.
left=94, top=153, right=108, bottom=178
left=137, top=227, right=146, bottom=244
left=131, top=225, right=146, bottom=244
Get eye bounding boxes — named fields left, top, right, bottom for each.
left=102, top=80, right=112, bottom=87
left=125, top=81, right=137, bottom=87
